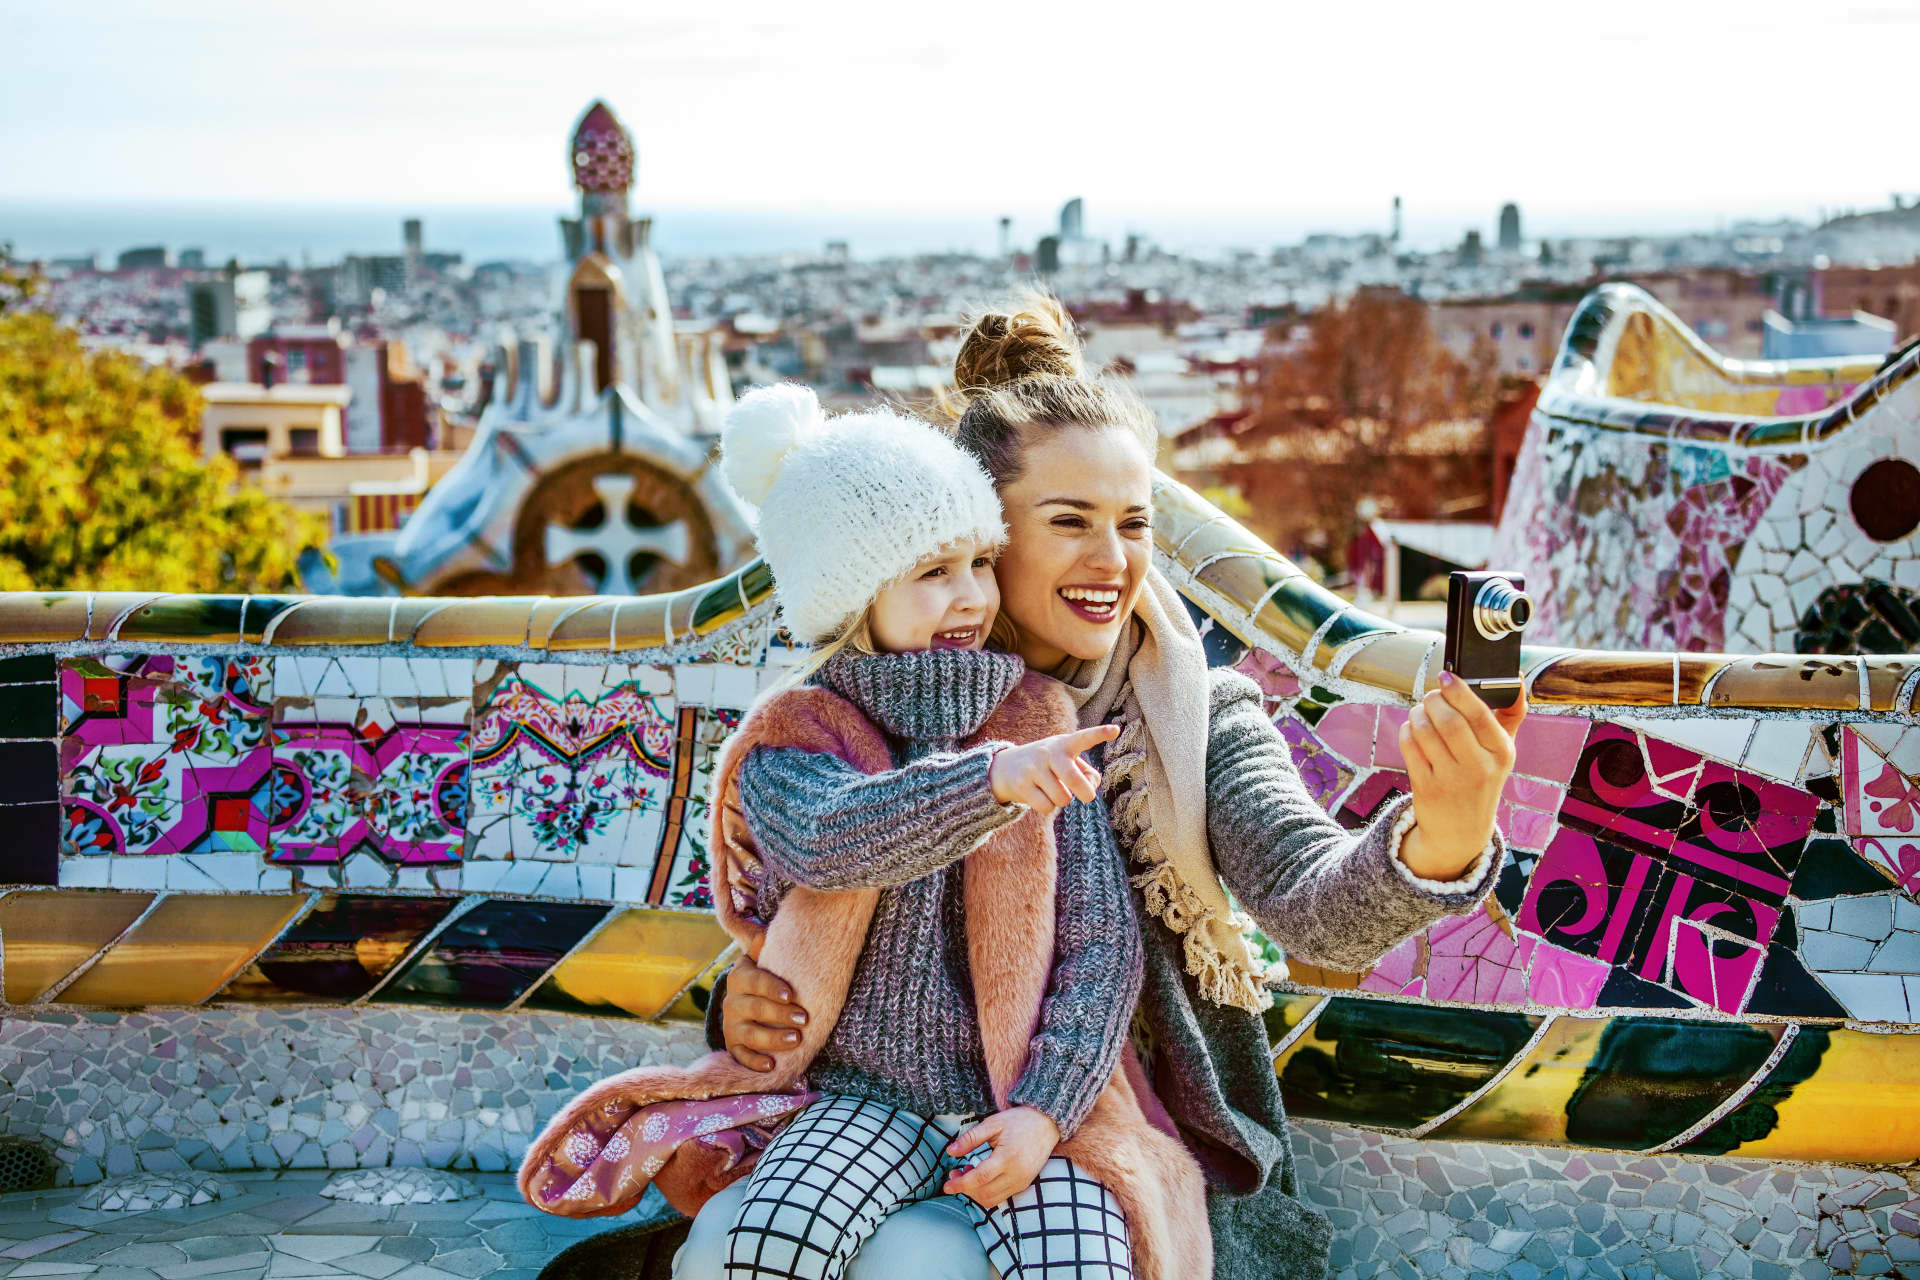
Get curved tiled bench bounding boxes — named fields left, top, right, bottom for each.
left=3, top=464, right=1918, bottom=1172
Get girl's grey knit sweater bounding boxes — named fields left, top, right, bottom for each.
left=736, top=647, right=1141, bottom=1139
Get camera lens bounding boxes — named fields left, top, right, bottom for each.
left=1472, top=578, right=1534, bottom=640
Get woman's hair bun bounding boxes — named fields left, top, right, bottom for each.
left=720, top=382, right=822, bottom=508
left=952, top=291, right=1085, bottom=396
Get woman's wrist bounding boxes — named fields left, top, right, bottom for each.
left=1396, top=819, right=1483, bottom=881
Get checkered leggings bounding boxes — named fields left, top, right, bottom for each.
left=723, top=1094, right=1134, bottom=1280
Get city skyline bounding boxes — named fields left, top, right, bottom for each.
left=4, top=0, right=1914, bottom=235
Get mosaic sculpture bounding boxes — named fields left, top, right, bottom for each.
left=1491, top=282, right=1919, bottom=656
left=308, top=100, right=754, bottom=599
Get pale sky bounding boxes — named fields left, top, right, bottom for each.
left=3, top=0, right=1914, bottom=232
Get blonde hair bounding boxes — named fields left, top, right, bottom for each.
left=785, top=607, right=878, bottom=686
left=942, top=291, right=1158, bottom=489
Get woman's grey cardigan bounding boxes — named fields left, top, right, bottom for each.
left=710, top=668, right=1504, bottom=1280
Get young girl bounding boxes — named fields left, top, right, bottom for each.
left=703, top=384, right=1188, bottom=1280
left=520, top=386, right=1208, bottom=1280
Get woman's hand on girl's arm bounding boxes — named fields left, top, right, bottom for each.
left=942, top=1106, right=1060, bottom=1209
left=720, top=954, right=810, bottom=1072
left=1396, top=672, right=1527, bottom=880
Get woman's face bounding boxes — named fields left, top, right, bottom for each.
left=993, top=425, right=1155, bottom=673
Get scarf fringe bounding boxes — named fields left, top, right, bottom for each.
left=1106, top=685, right=1274, bottom=1016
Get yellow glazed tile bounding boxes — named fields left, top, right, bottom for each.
left=57, top=895, right=307, bottom=1007
left=1249, top=578, right=1346, bottom=660
left=261, top=598, right=396, bottom=646
left=1277, top=963, right=1366, bottom=992
left=1428, top=1016, right=1613, bottom=1146
left=612, top=596, right=672, bottom=651
left=0, top=890, right=155, bottom=1003
left=115, top=597, right=246, bottom=645
left=1333, top=632, right=1436, bottom=698
left=1726, top=1027, right=1920, bottom=1164
left=539, top=909, right=731, bottom=1020
left=1193, top=555, right=1306, bottom=617
left=660, top=942, right=743, bottom=1024
left=1865, top=657, right=1920, bottom=713
left=1707, top=656, right=1860, bottom=712
left=525, top=597, right=580, bottom=651
left=1675, top=654, right=1736, bottom=706
left=0, top=593, right=91, bottom=643
left=389, top=599, right=453, bottom=642
left=664, top=585, right=705, bottom=643
left=1529, top=653, right=1674, bottom=707
left=84, top=594, right=167, bottom=640
left=545, top=600, right=623, bottom=653
left=411, top=598, right=539, bottom=648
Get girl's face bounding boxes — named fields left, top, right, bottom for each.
left=868, top=534, right=1001, bottom=654
left=993, top=426, right=1154, bottom=672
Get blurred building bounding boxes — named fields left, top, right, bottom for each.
left=1498, top=203, right=1522, bottom=253
left=1760, top=310, right=1896, bottom=360
left=185, top=271, right=270, bottom=349
left=116, top=246, right=170, bottom=270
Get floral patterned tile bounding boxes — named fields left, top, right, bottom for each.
left=60, top=655, right=274, bottom=860
left=466, top=663, right=676, bottom=891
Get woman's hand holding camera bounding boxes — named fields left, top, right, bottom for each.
left=1396, top=670, right=1527, bottom=881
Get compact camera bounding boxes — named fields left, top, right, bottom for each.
left=1442, top=570, right=1533, bottom=710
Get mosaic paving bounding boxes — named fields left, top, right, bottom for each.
left=1289, top=1119, right=1920, bottom=1280
left=0, top=1169, right=672, bottom=1279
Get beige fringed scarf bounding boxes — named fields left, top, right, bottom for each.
left=1054, top=567, right=1276, bottom=1014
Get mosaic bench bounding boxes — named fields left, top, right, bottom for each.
left=0, top=463, right=1917, bottom=1180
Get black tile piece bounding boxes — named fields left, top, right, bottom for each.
left=0, top=802, right=59, bottom=885
left=1277, top=998, right=1540, bottom=1131
left=0, top=682, right=56, bottom=739
left=1564, top=1016, right=1780, bottom=1150
left=0, top=741, right=55, bottom=806
left=0, top=655, right=54, bottom=684
left=1743, top=944, right=1851, bottom=1020
left=1679, top=1026, right=1832, bottom=1156
left=377, top=899, right=612, bottom=1009
left=1593, top=966, right=1693, bottom=1012
left=1791, top=836, right=1897, bottom=900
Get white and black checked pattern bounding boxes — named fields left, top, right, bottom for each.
left=723, top=1095, right=1133, bottom=1280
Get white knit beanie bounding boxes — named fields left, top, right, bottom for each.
left=720, top=384, right=1006, bottom=643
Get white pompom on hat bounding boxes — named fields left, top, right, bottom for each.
left=720, top=383, right=1006, bottom=644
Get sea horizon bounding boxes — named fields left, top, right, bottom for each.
left=0, top=198, right=1810, bottom=268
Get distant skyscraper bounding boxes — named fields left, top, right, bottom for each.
left=998, top=216, right=1012, bottom=257
left=117, top=246, right=170, bottom=270
left=178, top=247, right=206, bottom=270
left=1391, top=196, right=1402, bottom=245
left=403, top=218, right=424, bottom=281
left=1059, top=198, right=1084, bottom=241
left=1498, top=202, right=1522, bottom=252
left=186, top=270, right=270, bottom=349
left=1036, top=234, right=1061, bottom=275
left=1459, top=230, right=1484, bottom=268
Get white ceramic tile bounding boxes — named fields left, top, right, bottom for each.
left=674, top=664, right=717, bottom=706
left=1742, top=722, right=1814, bottom=782
left=108, top=857, right=168, bottom=891
left=59, top=857, right=111, bottom=888
left=1619, top=717, right=1755, bottom=766
left=711, top=665, right=760, bottom=710
left=578, top=865, right=614, bottom=901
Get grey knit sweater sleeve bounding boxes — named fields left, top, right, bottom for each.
left=1008, top=795, right=1142, bottom=1140
left=1205, top=669, right=1505, bottom=973
left=738, top=742, right=1025, bottom=891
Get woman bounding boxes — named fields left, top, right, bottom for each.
left=682, top=296, right=1523, bottom=1280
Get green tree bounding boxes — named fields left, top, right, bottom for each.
left=0, top=242, right=42, bottom=314
left=0, top=313, right=327, bottom=592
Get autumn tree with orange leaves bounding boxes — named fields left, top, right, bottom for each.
left=1209, top=288, right=1498, bottom=572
